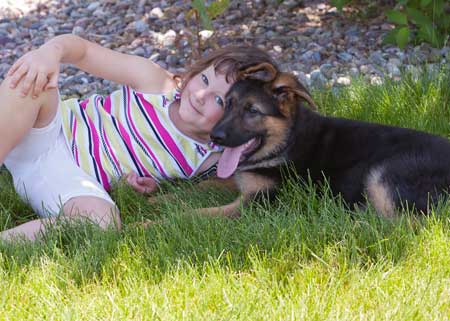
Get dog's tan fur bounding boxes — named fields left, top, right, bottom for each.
left=366, top=168, right=396, bottom=218
left=259, top=117, right=290, bottom=158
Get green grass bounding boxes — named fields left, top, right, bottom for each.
left=0, top=67, right=449, bottom=320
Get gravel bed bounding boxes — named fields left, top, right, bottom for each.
left=1, top=0, right=449, bottom=98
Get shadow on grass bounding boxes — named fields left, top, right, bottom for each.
left=0, top=172, right=448, bottom=288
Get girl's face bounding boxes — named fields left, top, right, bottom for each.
left=178, top=64, right=232, bottom=141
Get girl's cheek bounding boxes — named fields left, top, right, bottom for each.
left=211, top=109, right=224, bottom=123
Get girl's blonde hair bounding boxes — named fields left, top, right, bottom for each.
left=176, top=46, right=278, bottom=90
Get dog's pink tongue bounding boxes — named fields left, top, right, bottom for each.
left=217, top=140, right=253, bottom=178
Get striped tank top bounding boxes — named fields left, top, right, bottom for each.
left=60, top=85, right=221, bottom=191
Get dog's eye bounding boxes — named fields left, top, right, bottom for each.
left=225, top=97, right=233, bottom=110
left=246, top=105, right=260, bottom=115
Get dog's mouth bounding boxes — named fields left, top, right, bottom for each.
left=217, top=137, right=262, bottom=178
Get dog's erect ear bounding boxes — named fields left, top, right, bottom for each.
left=239, top=62, right=277, bottom=82
left=272, top=73, right=318, bottom=111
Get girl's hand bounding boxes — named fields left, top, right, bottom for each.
left=7, top=44, right=62, bottom=98
left=123, top=172, right=158, bottom=194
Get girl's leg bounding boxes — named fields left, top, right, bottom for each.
left=0, top=76, right=59, bottom=164
left=0, top=196, right=121, bottom=241
left=63, top=196, right=121, bottom=230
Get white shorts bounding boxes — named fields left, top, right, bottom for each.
left=4, top=106, right=115, bottom=217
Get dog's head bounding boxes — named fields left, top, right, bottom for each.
left=211, top=64, right=317, bottom=178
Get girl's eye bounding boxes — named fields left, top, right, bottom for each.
left=215, top=96, right=224, bottom=107
left=201, top=74, right=209, bottom=85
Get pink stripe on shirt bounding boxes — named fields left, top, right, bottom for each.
left=136, top=92, right=193, bottom=176
left=125, top=87, right=166, bottom=178
left=80, top=99, right=89, bottom=110
left=103, top=95, right=112, bottom=114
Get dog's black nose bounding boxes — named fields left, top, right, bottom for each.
left=210, top=128, right=227, bottom=145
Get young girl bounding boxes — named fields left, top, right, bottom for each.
left=0, top=34, right=277, bottom=241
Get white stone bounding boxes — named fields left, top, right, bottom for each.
left=337, top=76, right=351, bottom=86
left=150, top=7, right=164, bottom=19
left=163, top=29, right=177, bottom=47
left=370, top=75, right=383, bottom=85
left=199, top=30, right=214, bottom=41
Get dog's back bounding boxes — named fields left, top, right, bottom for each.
left=286, top=106, right=450, bottom=215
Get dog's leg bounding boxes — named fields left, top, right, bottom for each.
left=194, top=177, right=239, bottom=192
left=197, top=197, right=242, bottom=218
left=198, top=171, right=277, bottom=218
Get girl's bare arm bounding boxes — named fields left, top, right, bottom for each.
left=8, top=34, right=176, bottom=97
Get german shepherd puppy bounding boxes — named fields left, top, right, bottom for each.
left=204, top=64, right=450, bottom=218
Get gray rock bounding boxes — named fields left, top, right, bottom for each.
left=388, top=58, right=402, bottom=67
left=349, top=67, right=359, bottom=77
left=0, top=36, right=12, bottom=45
left=166, top=54, right=178, bottom=67
left=386, top=63, right=401, bottom=78
left=310, top=69, right=327, bottom=88
left=93, top=8, right=105, bottom=18
left=337, top=52, right=352, bottom=62
left=44, top=17, right=59, bottom=25
left=87, top=2, right=101, bottom=11
left=319, top=63, right=333, bottom=77
left=134, top=20, right=149, bottom=33
left=132, top=47, right=146, bottom=56
left=156, top=60, right=168, bottom=69
left=293, top=71, right=311, bottom=88
left=0, top=62, right=10, bottom=76
left=300, top=50, right=316, bottom=63
left=72, top=26, right=84, bottom=36
left=369, top=51, right=385, bottom=65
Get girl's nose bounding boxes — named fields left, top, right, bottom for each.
left=193, top=89, right=206, bottom=106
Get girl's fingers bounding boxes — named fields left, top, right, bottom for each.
left=20, top=69, right=38, bottom=97
left=126, top=174, right=136, bottom=185
left=9, top=63, right=29, bottom=89
left=130, top=177, right=146, bottom=193
left=137, top=177, right=158, bottom=193
left=127, top=173, right=141, bottom=191
left=124, top=172, right=157, bottom=194
left=45, top=73, right=59, bottom=90
left=7, top=57, right=23, bottom=77
left=33, top=72, right=48, bottom=98
left=138, top=177, right=157, bottom=189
